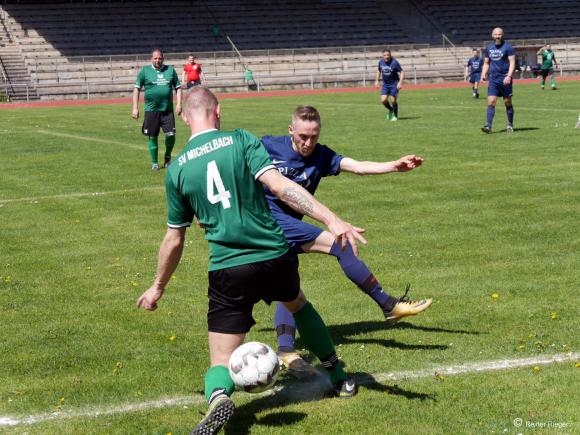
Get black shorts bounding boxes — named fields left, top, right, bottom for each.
left=540, top=68, right=554, bottom=79
left=207, top=251, right=300, bottom=334
left=142, top=111, right=175, bottom=137
left=186, top=80, right=202, bottom=89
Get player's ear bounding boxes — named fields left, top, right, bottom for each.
left=288, top=124, right=293, bottom=135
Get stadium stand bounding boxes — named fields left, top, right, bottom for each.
left=1, top=0, right=580, bottom=101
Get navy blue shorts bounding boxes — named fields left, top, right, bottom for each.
left=274, top=213, right=323, bottom=253
left=381, top=83, right=399, bottom=97
left=470, top=73, right=481, bottom=84
left=487, top=80, right=513, bottom=98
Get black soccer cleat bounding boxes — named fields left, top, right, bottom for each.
left=481, top=125, right=491, bottom=134
left=191, top=396, right=235, bottom=435
left=333, top=376, right=358, bottom=398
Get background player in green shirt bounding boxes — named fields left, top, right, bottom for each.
left=136, top=87, right=366, bottom=434
left=132, top=49, right=182, bottom=171
left=537, top=44, right=558, bottom=90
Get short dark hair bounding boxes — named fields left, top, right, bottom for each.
left=292, top=105, right=321, bottom=126
left=383, top=48, right=391, bottom=54
left=152, top=48, right=164, bottom=56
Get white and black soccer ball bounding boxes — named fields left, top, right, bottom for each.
left=228, top=341, right=279, bottom=393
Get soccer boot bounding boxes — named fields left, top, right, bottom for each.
left=506, top=125, right=514, bottom=134
left=191, top=396, right=235, bottom=435
left=278, top=350, right=319, bottom=379
left=481, top=124, right=491, bottom=134
left=475, top=93, right=480, bottom=99
left=576, top=119, right=580, bottom=129
left=386, top=111, right=393, bottom=121
left=541, top=86, right=545, bottom=90
left=390, top=114, right=398, bottom=121
left=551, top=86, right=557, bottom=90
left=333, top=376, right=358, bottom=398
left=384, top=284, right=432, bottom=324
left=151, top=163, right=160, bottom=171
left=164, top=156, right=171, bottom=168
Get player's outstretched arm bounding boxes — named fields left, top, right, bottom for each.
left=137, top=227, right=186, bottom=311
left=175, top=87, right=182, bottom=115
left=340, top=155, right=424, bottom=175
left=259, top=169, right=366, bottom=255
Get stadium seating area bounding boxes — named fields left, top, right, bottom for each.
left=416, top=0, right=580, bottom=43
left=1, top=0, right=580, bottom=101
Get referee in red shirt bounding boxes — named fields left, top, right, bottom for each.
left=182, top=55, right=206, bottom=88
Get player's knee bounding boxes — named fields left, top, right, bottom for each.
left=282, top=290, right=307, bottom=314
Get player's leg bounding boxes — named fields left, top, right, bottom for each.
left=160, top=111, right=176, bottom=168
left=304, top=231, right=431, bottom=322
left=504, top=96, right=514, bottom=132
left=381, top=85, right=393, bottom=119
left=142, top=111, right=161, bottom=170
left=282, top=291, right=357, bottom=397
left=540, top=69, right=548, bottom=89
left=549, top=69, right=556, bottom=89
left=389, top=93, right=398, bottom=120
left=482, top=85, right=498, bottom=133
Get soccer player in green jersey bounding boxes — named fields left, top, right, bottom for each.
left=136, top=87, right=366, bottom=434
left=537, top=44, right=558, bottom=90
left=132, top=49, right=182, bottom=171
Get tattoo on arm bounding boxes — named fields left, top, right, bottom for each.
left=282, top=187, right=314, bottom=216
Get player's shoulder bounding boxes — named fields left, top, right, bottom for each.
left=261, top=135, right=290, bottom=151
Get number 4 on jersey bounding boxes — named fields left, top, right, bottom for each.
left=207, top=160, right=231, bottom=209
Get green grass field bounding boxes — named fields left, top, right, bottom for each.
left=1, top=82, right=579, bottom=434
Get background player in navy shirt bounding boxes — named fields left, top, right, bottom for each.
left=481, top=28, right=516, bottom=133
left=374, top=49, right=404, bottom=121
left=262, top=105, right=432, bottom=377
left=465, top=48, right=483, bottom=98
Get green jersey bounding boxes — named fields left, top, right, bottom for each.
left=541, top=49, right=556, bottom=69
left=165, top=128, right=288, bottom=271
left=135, top=64, right=180, bottom=112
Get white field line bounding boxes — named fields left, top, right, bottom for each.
left=0, top=186, right=163, bottom=204
left=1, top=352, right=577, bottom=427
left=36, top=129, right=144, bottom=151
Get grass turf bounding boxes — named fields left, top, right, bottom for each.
left=0, top=81, right=579, bottom=434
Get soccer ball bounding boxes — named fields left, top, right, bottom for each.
left=228, top=341, right=279, bottom=393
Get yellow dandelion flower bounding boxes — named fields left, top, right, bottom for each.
left=550, top=312, right=557, bottom=320
left=575, top=362, right=580, bottom=368
left=533, top=366, right=541, bottom=373
left=169, top=335, right=177, bottom=341
left=491, top=293, right=500, bottom=299
left=131, top=281, right=138, bottom=287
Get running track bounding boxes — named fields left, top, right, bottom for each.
left=1, top=76, right=579, bottom=109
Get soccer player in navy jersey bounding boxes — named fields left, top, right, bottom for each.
left=262, top=105, right=432, bottom=376
left=374, top=49, right=404, bottom=121
left=466, top=48, right=483, bottom=98
left=481, top=28, right=516, bottom=134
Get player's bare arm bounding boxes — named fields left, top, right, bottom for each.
left=397, top=71, right=405, bottom=89
left=131, top=87, right=140, bottom=119
left=259, top=169, right=366, bottom=255
left=481, top=58, right=490, bottom=81
left=175, top=88, right=182, bottom=115
left=340, top=155, right=423, bottom=175
left=504, top=55, right=516, bottom=85
left=137, top=227, right=186, bottom=311
left=374, top=69, right=381, bottom=88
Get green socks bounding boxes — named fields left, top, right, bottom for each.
left=148, top=136, right=158, bottom=164
left=293, top=302, right=347, bottom=384
left=165, top=134, right=175, bottom=160
left=204, top=365, right=235, bottom=402
left=550, top=76, right=556, bottom=88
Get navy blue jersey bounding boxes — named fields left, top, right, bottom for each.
left=261, top=135, right=343, bottom=220
left=378, top=58, right=403, bottom=85
left=485, top=41, right=515, bottom=80
left=467, top=56, right=483, bottom=73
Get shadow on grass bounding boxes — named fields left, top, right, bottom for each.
left=223, top=371, right=435, bottom=434
left=497, top=126, right=540, bottom=132
left=393, top=321, right=481, bottom=335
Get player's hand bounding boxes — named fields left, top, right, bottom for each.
left=175, top=104, right=182, bottom=116
left=395, top=155, right=424, bottom=172
left=132, top=108, right=139, bottom=120
left=503, top=76, right=512, bottom=85
left=374, top=81, right=379, bottom=89
left=327, top=217, right=367, bottom=256
left=481, top=75, right=487, bottom=82
left=136, top=285, right=164, bottom=311
left=397, top=83, right=403, bottom=90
